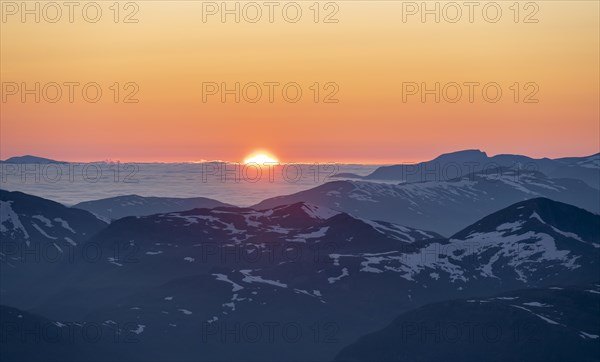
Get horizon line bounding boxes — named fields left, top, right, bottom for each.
left=2, top=149, right=599, bottom=165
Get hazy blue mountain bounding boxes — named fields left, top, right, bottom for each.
left=335, top=285, right=600, bottom=362
left=336, top=150, right=600, bottom=189
left=1, top=155, right=66, bottom=164
left=254, top=167, right=600, bottom=235
left=72, top=194, right=235, bottom=222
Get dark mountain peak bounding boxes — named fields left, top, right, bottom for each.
left=1, top=190, right=108, bottom=252
left=335, top=285, right=600, bottom=362
left=99, top=194, right=144, bottom=200
left=256, top=202, right=441, bottom=243
left=76, top=194, right=231, bottom=204
left=1, top=189, right=65, bottom=209
left=265, top=201, right=342, bottom=222
left=114, top=201, right=342, bottom=237
left=452, top=198, right=600, bottom=245
left=1, top=155, right=66, bottom=164
left=432, top=149, right=488, bottom=162
left=514, top=196, right=573, bottom=209
left=363, top=150, right=490, bottom=181
left=311, top=179, right=357, bottom=191
left=92, top=199, right=441, bottom=250
left=320, top=211, right=443, bottom=243
left=210, top=205, right=251, bottom=212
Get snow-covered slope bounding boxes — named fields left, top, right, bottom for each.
left=304, top=198, right=600, bottom=289
left=254, top=168, right=599, bottom=235
left=0, top=189, right=107, bottom=258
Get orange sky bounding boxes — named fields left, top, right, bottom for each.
left=1, top=1, right=598, bottom=163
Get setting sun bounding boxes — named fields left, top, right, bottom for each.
left=243, top=152, right=279, bottom=164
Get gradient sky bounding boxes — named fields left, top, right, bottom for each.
left=1, top=1, right=598, bottom=163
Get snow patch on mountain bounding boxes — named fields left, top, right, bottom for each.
left=580, top=331, right=599, bottom=339
left=530, top=212, right=544, bottom=223
left=576, top=154, right=600, bottom=169
left=452, top=231, right=579, bottom=282
left=291, top=227, right=329, bottom=242
left=496, top=221, right=524, bottom=233
left=301, top=204, right=340, bottom=220
left=0, top=201, right=30, bottom=243
left=212, top=273, right=244, bottom=292
left=328, top=268, right=349, bottom=284
left=131, top=324, right=145, bottom=334
left=32, top=223, right=57, bottom=240
left=32, top=215, right=53, bottom=227
left=359, top=218, right=418, bottom=242
left=240, top=269, right=287, bottom=288
left=54, top=218, right=76, bottom=233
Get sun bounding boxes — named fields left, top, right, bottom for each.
left=243, top=152, right=279, bottom=164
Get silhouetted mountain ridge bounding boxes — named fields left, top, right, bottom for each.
left=335, top=284, right=600, bottom=362
left=1, top=155, right=66, bottom=164
left=73, top=194, right=234, bottom=221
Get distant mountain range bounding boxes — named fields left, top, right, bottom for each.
left=3, top=150, right=599, bottom=189
left=334, top=149, right=600, bottom=189
left=1, top=186, right=598, bottom=360
left=0, top=155, right=66, bottom=164
left=254, top=167, right=599, bottom=235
